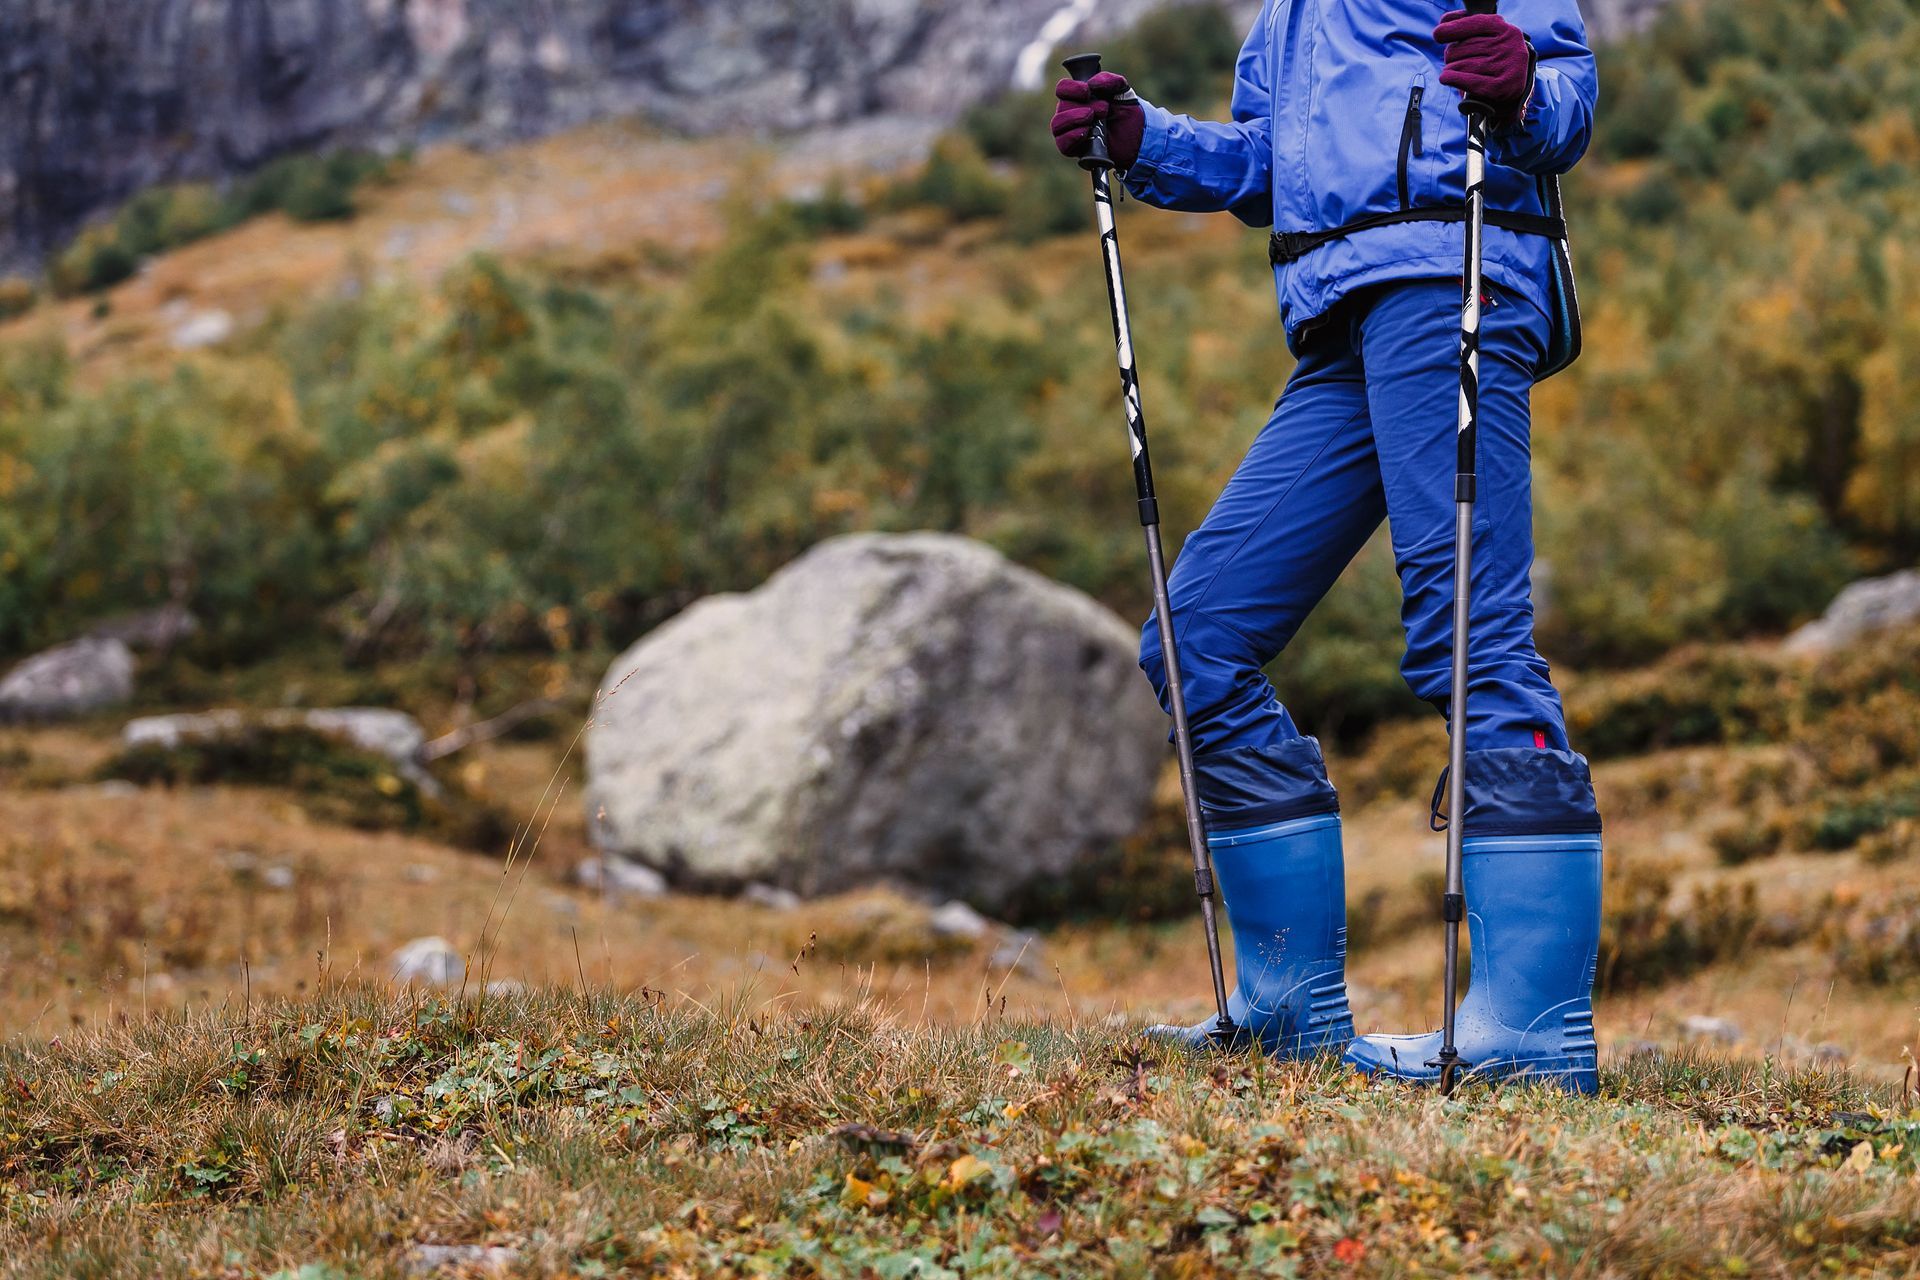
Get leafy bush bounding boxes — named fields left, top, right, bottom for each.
left=1599, top=857, right=1769, bottom=993
left=101, top=725, right=508, bottom=851
left=887, top=136, right=1010, bottom=222
left=47, top=151, right=400, bottom=295
left=781, top=178, right=869, bottom=235
left=244, top=150, right=393, bottom=224
left=7, top=0, right=1920, bottom=753
left=0, top=278, right=38, bottom=321
left=50, top=228, right=140, bottom=294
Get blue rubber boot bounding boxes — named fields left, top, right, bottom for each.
left=1149, top=811, right=1356, bottom=1057
left=1346, top=749, right=1603, bottom=1094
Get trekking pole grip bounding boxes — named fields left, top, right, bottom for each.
left=1460, top=0, right=1499, bottom=120
left=1061, top=53, right=1116, bottom=173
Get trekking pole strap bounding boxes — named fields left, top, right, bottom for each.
left=1269, top=206, right=1565, bottom=267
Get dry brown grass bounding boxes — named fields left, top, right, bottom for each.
left=8, top=702, right=1920, bottom=1084
left=1, top=985, right=1913, bottom=1278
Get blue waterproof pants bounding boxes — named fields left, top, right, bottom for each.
left=1140, top=280, right=1577, bottom=822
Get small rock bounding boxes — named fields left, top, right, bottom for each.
left=742, top=882, right=802, bottom=911
left=484, top=978, right=525, bottom=997
left=169, top=308, right=234, bottom=351
left=990, top=930, right=1047, bottom=979
left=404, top=863, right=440, bottom=884
left=1620, top=1040, right=1662, bottom=1059
left=1786, top=568, right=1920, bottom=655
left=220, top=850, right=261, bottom=876
left=929, top=899, right=993, bottom=941
left=0, top=638, right=135, bottom=722
left=542, top=892, right=581, bottom=919
left=390, top=937, right=464, bottom=986
left=91, top=780, right=141, bottom=798
left=574, top=856, right=667, bottom=902
left=1813, top=1042, right=1850, bottom=1064
left=261, top=864, right=296, bottom=891
left=1679, top=1015, right=1742, bottom=1044
left=403, top=1244, right=518, bottom=1276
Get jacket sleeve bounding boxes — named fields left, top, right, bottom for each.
left=1491, top=0, right=1596, bottom=176
left=1121, top=7, right=1273, bottom=226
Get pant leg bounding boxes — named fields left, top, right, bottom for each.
left=1139, top=314, right=1386, bottom=820
left=1357, top=279, right=1571, bottom=752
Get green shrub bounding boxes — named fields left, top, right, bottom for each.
left=1599, top=858, right=1768, bottom=993
left=46, top=151, right=399, bottom=296
left=1566, top=649, right=1789, bottom=761
left=782, top=179, right=868, bottom=235
left=0, top=278, right=37, bottom=321
left=231, top=149, right=392, bottom=224
left=1804, top=779, right=1920, bottom=853
left=888, top=136, right=1010, bottom=222
left=50, top=228, right=139, bottom=294
left=1097, top=2, right=1244, bottom=114
left=100, top=725, right=508, bottom=851
left=1708, top=814, right=1785, bottom=866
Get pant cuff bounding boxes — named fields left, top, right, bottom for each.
left=1193, top=738, right=1340, bottom=829
left=1461, top=748, right=1602, bottom=836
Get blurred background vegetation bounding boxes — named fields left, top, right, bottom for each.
left=1, top=0, right=1915, bottom=744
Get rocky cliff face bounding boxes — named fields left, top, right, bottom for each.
left=0, top=0, right=1663, bottom=273
left=0, top=0, right=1181, bottom=270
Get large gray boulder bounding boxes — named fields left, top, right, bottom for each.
left=1784, top=569, right=1920, bottom=655
left=0, top=638, right=136, bottom=722
left=585, top=533, right=1165, bottom=910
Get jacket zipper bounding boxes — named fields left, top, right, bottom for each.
left=1397, top=84, right=1425, bottom=210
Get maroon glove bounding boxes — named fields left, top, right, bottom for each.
left=1051, top=71, right=1145, bottom=170
left=1434, top=10, right=1535, bottom=127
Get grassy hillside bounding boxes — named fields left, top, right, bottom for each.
left=4, top=620, right=1919, bottom=1072
left=3, top=987, right=1913, bottom=1279
left=0, top=0, right=1914, bottom=1052
left=0, top=0, right=1914, bottom=734
left=11, top=990, right=1920, bottom=1280
left=3, top=6, right=1920, bottom=1266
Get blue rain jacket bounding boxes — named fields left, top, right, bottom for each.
left=1123, top=0, right=1596, bottom=347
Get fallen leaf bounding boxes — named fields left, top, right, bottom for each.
left=944, top=1154, right=993, bottom=1192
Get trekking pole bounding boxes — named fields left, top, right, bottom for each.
left=1435, top=0, right=1500, bottom=1096
left=1063, top=52, right=1235, bottom=1044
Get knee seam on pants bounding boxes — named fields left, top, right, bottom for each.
left=1174, top=404, right=1372, bottom=651
left=1148, top=607, right=1274, bottom=673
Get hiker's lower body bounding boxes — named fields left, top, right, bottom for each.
left=1140, top=279, right=1602, bottom=1088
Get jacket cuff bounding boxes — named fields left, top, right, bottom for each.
left=1490, top=43, right=1538, bottom=135
left=1124, top=101, right=1178, bottom=185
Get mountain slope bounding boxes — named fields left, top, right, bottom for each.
left=0, top=0, right=1666, bottom=273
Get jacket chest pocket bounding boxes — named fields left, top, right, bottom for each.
left=1397, top=82, right=1426, bottom=210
